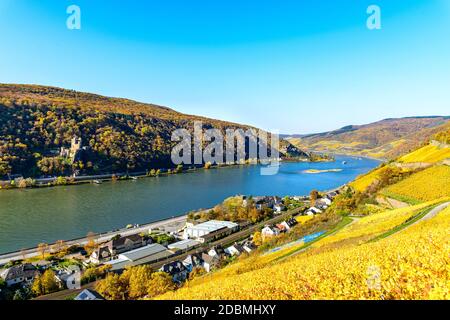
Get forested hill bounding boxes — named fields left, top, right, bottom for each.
left=0, top=84, right=306, bottom=178
left=287, top=116, right=450, bottom=160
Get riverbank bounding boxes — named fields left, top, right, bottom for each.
left=0, top=156, right=341, bottom=192
left=0, top=161, right=265, bottom=191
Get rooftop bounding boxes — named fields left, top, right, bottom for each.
left=119, top=243, right=168, bottom=262
left=186, top=220, right=239, bottom=232
left=168, top=239, right=201, bottom=251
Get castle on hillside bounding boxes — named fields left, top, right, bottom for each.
left=60, top=136, right=84, bottom=162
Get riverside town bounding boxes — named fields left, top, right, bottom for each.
left=1, top=1, right=449, bottom=317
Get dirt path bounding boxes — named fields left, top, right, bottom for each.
left=376, top=196, right=409, bottom=209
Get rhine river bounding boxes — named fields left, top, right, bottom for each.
left=0, top=155, right=379, bottom=253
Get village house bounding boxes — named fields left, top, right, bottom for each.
left=54, top=268, right=80, bottom=289
left=274, top=204, right=286, bottom=213
left=306, top=206, right=323, bottom=216
left=201, top=253, right=220, bottom=273
left=319, top=197, right=332, bottom=206
left=0, top=264, right=39, bottom=287
left=90, top=246, right=113, bottom=265
left=208, top=246, right=226, bottom=259
left=91, top=234, right=149, bottom=264
left=224, top=243, right=245, bottom=257
left=261, top=226, right=281, bottom=237
left=242, top=241, right=257, bottom=253
left=160, top=261, right=189, bottom=283
left=109, top=234, right=148, bottom=254
left=325, top=191, right=339, bottom=200
left=182, top=254, right=203, bottom=272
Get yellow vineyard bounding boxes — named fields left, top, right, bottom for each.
left=383, top=165, right=450, bottom=203
left=398, top=144, right=450, bottom=164
left=350, top=167, right=384, bottom=192
left=157, top=200, right=450, bottom=300
left=313, top=199, right=444, bottom=248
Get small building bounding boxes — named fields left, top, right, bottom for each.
left=160, top=261, right=189, bottom=283
left=325, top=191, right=339, bottom=200
left=224, top=243, right=245, bottom=257
left=198, top=227, right=233, bottom=244
left=0, top=264, right=39, bottom=287
left=75, top=289, right=105, bottom=301
left=242, top=241, right=257, bottom=253
left=261, top=226, right=281, bottom=238
left=106, top=244, right=173, bottom=271
left=274, top=204, right=286, bottom=213
left=108, top=234, right=148, bottom=255
left=319, top=198, right=332, bottom=206
left=279, top=218, right=298, bottom=231
left=90, top=246, right=113, bottom=265
left=168, top=239, right=201, bottom=252
left=183, top=220, right=239, bottom=240
left=182, top=254, right=204, bottom=272
left=201, top=253, right=220, bottom=273
left=207, top=246, right=226, bottom=259
left=309, top=207, right=323, bottom=214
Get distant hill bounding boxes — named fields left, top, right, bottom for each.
left=0, top=84, right=306, bottom=178
left=286, top=116, right=450, bottom=159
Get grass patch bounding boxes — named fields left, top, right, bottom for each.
left=381, top=191, right=422, bottom=205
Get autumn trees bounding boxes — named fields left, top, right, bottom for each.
left=190, top=196, right=272, bottom=224
left=0, top=84, right=257, bottom=179
left=95, top=265, right=175, bottom=300
left=31, top=270, right=59, bottom=296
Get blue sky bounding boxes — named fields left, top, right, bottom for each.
left=0, top=0, right=449, bottom=134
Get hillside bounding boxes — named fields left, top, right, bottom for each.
left=287, top=117, right=450, bottom=160
left=0, top=84, right=306, bottom=178
left=158, top=199, right=450, bottom=300
left=382, top=165, right=450, bottom=204
left=153, top=136, right=450, bottom=300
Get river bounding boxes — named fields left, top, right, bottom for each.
left=0, top=155, right=379, bottom=253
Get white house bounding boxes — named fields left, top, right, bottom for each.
left=309, top=207, right=323, bottom=214
left=224, top=244, right=245, bottom=256
left=261, top=226, right=280, bottom=237
left=320, top=198, right=332, bottom=206
left=274, top=204, right=286, bottom=213
left=201, top=253, right=220, bottom=273
left=0, top=264, right=39, bottom=287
